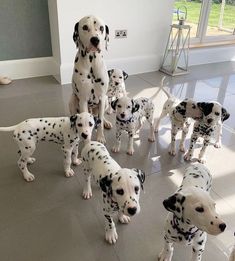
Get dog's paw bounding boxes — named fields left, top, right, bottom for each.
left=118, top=214, right=131, bottom=224
left=184, top=152, right=192, bottom=161
left=214, top=142, right=221, bottom=148
left=127, top=149, right=134, bottom=155
left=65, top=169, right=75, bottom=177
left=148, top=136, right=155, bottom=142
left=82, top=188, right=92, bottom=199
left=24, top=172, right=35, bottom=182
left=168, top=149, right=176, bottom=156
left=97, top=134, right=106, bottom=144
left=73, top=158, right=82, bottom=166
left=105, top=228, right=118, bottom=244
left=198, top=157, right=206, bottom=164
left=27, top=157, right=36, bottom=164
left=112, top=146, right=120, bottom=153
left=104, top=120, right=112, bottom=129
left=179, top=145, right=185, bottom=152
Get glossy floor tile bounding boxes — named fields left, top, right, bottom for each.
left=0, top=61, right=235, bottom=261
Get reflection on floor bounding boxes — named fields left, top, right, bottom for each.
left=0, top=61, right=234, bottom=261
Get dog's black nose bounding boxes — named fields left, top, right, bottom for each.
left=90, top=37, right=100, bottom=47
left=120, top=113, right=125, bottom=118
left=207, top=118, right=213, bottom=124
left=127, top=207, right=137, bottom=216
left=219, top=223, right=226, bottom=232
left=81, top=133, right=88, bottom=139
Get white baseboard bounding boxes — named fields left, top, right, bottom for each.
left=0, top=57, right=58, bottom=80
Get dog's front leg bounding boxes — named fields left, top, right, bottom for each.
left=191, top=240, right=206, bottom=261
left=127, top=131, right=135, bottom=155
left=184, top=134, right=197, bottom=161
left=214, top=121, right=222, bottom=148
left=96, top=95, right=107, bottom=143
left=71, top=144, right=82, bottom=166
left=104, top=212, right=118, bottom=244
left=198, top=139, right=210, bottom=164
left=106, top=97, right=113, bottom=115
left=169, top=126, right=178, bottom=156
left=158, top=240, right=174, bottom=261
left=62, top=147, right=74, bottom=177
left=179, top=121, right=190, bottom=152
left=112, top=129, right=122, bottom=153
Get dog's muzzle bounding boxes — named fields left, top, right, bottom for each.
left=81, top=133, right=88, bottom=139
left=90, top=37, right=100, bottom=47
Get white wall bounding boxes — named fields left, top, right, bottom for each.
left=50, top=0, right=175, bottom=84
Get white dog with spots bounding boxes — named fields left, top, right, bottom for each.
left=106, top=68, right=128, bottom=114
left=81, top=141, right=145, bottom=244
left=0, top=112, right=96, bottom=182
left=111, top=96, right=155, bottom=155
left=158, top=163, right=226, bottom=261
left=69, top=15, right=111, bottom=143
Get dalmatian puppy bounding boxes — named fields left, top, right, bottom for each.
left=155, top=84, right=202, bottom=156
left=0, top=112, right=96, bottom=182
left=111, top=96, right=155, bottom=155
left=106, top=68, right=128, bottom=114
left=184, top=101, right=230, bottom=163
left=158, top=163, right=226, bottom=261
left=81, top=141, right=145, bottom=244
left=69, top=15, right=110, bottom=144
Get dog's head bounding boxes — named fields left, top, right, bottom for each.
left=100, top=168, right=145, bottom=216
left=111, top=96, right=140, bottom=121
left=70, top=112, right=99, bottom=140
left=108, top=68, right=128, bottom=85
left=197, top=101, right=230, bottom=125
left=176, top=98, right=202, bottom=119
left=163, top=187, right=226, bottom=235
left=73, top=15, right=109, bottom=52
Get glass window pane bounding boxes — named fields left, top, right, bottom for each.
left=206, top=0, right=235, bottom=37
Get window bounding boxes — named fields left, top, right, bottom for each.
left=173, top=0, right=235, bottom=44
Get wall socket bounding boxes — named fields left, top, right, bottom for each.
left=115, top=30, right=127, bottom=39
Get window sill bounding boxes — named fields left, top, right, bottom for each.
left=190, top=40, right=235, bottom=49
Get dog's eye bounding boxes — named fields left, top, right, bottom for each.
left=119, top=76, right=122, bottom=79
left=89, top=122, right=93, bottom=127
left=192, top=104, right=196, bottom=109
left=116, top=189, right=124, bottom=195
left=100, top=26, right=104, bottom=33
left=77, top=123, right=83, bottom=127
left=127, top=106, right=131, bottom=109
left=215, top=112, right=220, bottom=116
left=117, top=104, right=121, bottom=108
left=113, top=76, right=116, bottom=78
left=134, top=186, right=139, bottom=194
left=82, top=25, right=88, bottom=31
left=195, top=207, right=204, bottom=213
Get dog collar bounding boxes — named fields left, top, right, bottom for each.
left=116, top=116, right=133, bottom=124
left=172, top=215, right=199, bottom=240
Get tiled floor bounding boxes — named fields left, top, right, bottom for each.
left=0, top=61, right=235, bottom=261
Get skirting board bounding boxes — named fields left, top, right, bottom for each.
left=0, top=57, right=58, bottom=80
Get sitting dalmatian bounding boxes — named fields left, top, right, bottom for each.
left=184, top=101, right=230, bottom=163
left=81, top=141, right=145, bottom=244
left=106, top=68, right=128, bottom=114
left=155, top=82, right=202, bottom=156
left=158, top=163, right=226, bottom=261
left=111, top=96, right=155, bottom=155
left=0, top=112, right=97, bottom=182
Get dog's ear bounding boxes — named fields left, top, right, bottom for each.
left=108, top=69, right=113, bottom=78
left=197, top=102, right=214, bottom=116
left=94, top=116, right=101, bottom=129
left=221, top=107, right=230, bottom=122
left=163, top=193, right=186, bottom=218
left=70, top=114, right=78, bottom=129
left=122, top=71, right=128, bottom=80
left=132, top=168, right=145, bottom=190
left=100, top=176, right=112, bottom=197
left=131, top=99, right=140, bottom=113
left=105, top=25, right=109, bottom=50
left=111, top=99, right=118, bottom=110
left=73, top=22, right=79, bottom=48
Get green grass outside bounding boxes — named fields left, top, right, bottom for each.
left=173, top=1, right=235, bottom=29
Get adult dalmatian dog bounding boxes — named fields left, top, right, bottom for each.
left=81, top=141, right=145, bottom=244
left=158, top=163, right=226, bottom=261
left=184, top=101, right=230, bottom=163
left=0, top=112, right=96, bottom=181
left=106, top=68, right=128, bottom=114
left=155, top=80, right=202, bottom=156
left=69, top=15, right=110, bottom=144
left=111, top=96, right=155, bottom=155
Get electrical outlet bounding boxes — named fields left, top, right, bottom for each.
left=115, top=30, right=127, bottom=39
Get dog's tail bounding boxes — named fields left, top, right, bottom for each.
left=159, top=76, right=172, bottom=99
left=0, top=124, right=19, bottom=132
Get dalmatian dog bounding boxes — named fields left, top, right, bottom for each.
left=69, top=15, right=110, bottom=144
left=81, top=141, right=145, bottom=244
left=111, top=96, right=155, bottom=155
left=158, top=163, right=226, bottom=261
left=184, top=102, right=230, bottom=163
left=155, top=84, right=202, bottom=156
left=0, top=112, right=97, bottom=182
left=106, top=68, right=128, bottom=114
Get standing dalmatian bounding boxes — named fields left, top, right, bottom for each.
left=69, top=15, right=110, bottom=143
left=158, top=163, right=226, bottom=261
left=81, top=141, right=145, bottom=244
